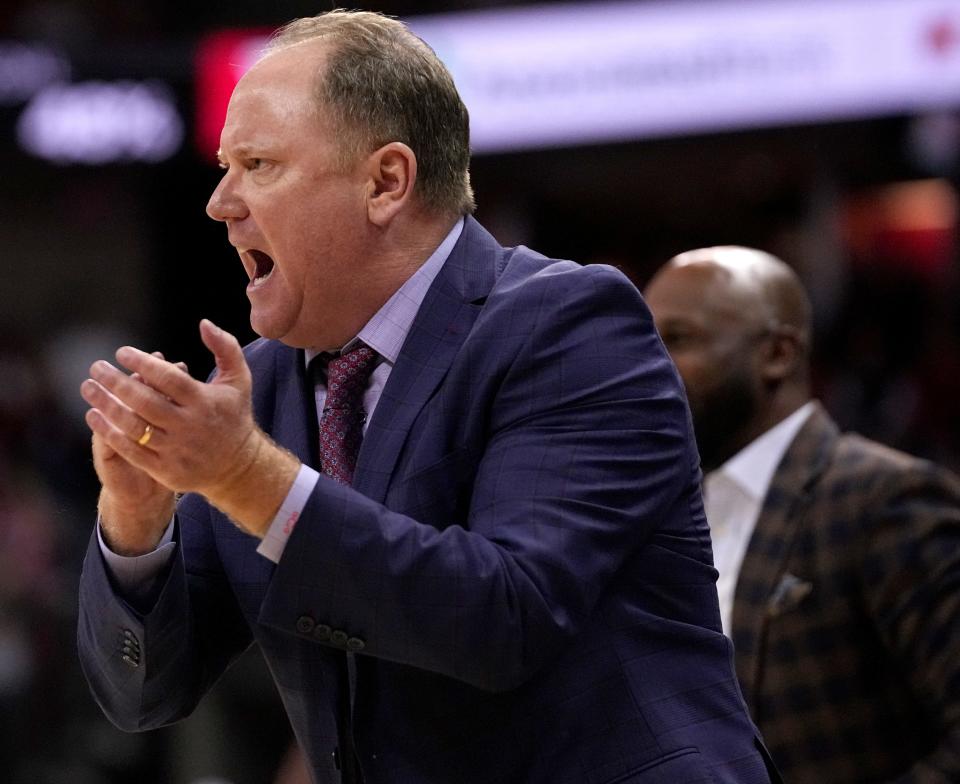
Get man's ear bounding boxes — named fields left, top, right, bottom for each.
left=365, top=142, right=417, bottom=227
left=760, top=325, right=804, bottom=382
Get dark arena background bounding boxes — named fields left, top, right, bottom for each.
left=1, top=1, right=958, bottom=782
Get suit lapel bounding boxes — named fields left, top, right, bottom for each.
left=731, top=404, right=838, bottom=710
left=270, top=346, right=320, bottom=467
left=352, top=217, right=500, bottom=504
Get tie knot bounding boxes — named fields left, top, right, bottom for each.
left=324, top=345, right=378, bottom=410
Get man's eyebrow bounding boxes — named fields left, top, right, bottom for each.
left=657, top=315, right=694, bottom=327
left=217, top=144, right=254, bottom=163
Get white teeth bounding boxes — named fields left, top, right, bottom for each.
left=251, top=267, right=274, bottom=288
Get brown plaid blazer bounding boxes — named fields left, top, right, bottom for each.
left=731, top=403, right=960, bottom=783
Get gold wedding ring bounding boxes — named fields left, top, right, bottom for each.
left=137, top=424, right=154, bottom=447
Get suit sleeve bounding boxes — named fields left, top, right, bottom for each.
left=861, top=463, right=960, bottom=783
left=77, top=495, right=253, bottom=731
left=257, top=263, right=701, bottom=691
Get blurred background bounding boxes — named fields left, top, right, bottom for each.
left=1, top=0, right=958, bottom=782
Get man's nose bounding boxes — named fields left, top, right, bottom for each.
left=206, top=176, right=247, bottom=222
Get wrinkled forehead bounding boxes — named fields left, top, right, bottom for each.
left=249, top=35, right=331, bottom=81
left=227, top=37, right=336, bottom=122
left=234, top=45, right=316, bottom=101
left=220, top=47, right=327, bottom=142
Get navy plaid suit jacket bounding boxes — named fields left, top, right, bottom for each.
left=79, top=217, right=776, bottom=784
left=731, top=404, right=960, bottom=783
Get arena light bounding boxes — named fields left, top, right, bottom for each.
left=16, top=80, right=184, bottom=164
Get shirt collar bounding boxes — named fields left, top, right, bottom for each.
left=306, top=217, right=464, bottom=367
left=714, top=400, right=817, bottom=502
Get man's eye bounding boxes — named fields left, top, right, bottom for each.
left=248, top=158, right=265, bottom=170
left=661, top=332, right=696, bottom=349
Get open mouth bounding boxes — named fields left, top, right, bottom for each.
left=248, top=249, right=275, bottom=287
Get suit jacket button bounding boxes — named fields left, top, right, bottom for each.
left=313, top=624, right=332, bottom=642
left=296, top=615, right=315, bottom=634
left=121, top=653, right=139, bottom=668
left=330, top=630, right=348, bottom=647
left=346, top=637, right=365, bottom=652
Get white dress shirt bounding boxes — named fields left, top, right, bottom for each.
left=703, top=401, right=815, bottom=635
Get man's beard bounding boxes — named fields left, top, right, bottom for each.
left=688, top=373, right=759, bottom=473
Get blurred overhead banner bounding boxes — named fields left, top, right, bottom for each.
left=194, top=0, right=960, bottom=157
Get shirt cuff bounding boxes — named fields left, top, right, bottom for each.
left=257, top=463, right=320, bottom=563
left=97, top=516, right=176, bottom=592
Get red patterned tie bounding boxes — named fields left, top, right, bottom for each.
left=318, top=345, right=378, bottom=485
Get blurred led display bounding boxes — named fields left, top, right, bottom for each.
left=16, top=80, right=184, bottom=165
left=194, top=0, right=960, bottom=157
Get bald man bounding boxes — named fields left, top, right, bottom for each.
left=645, top=247, right=960, bottom=784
